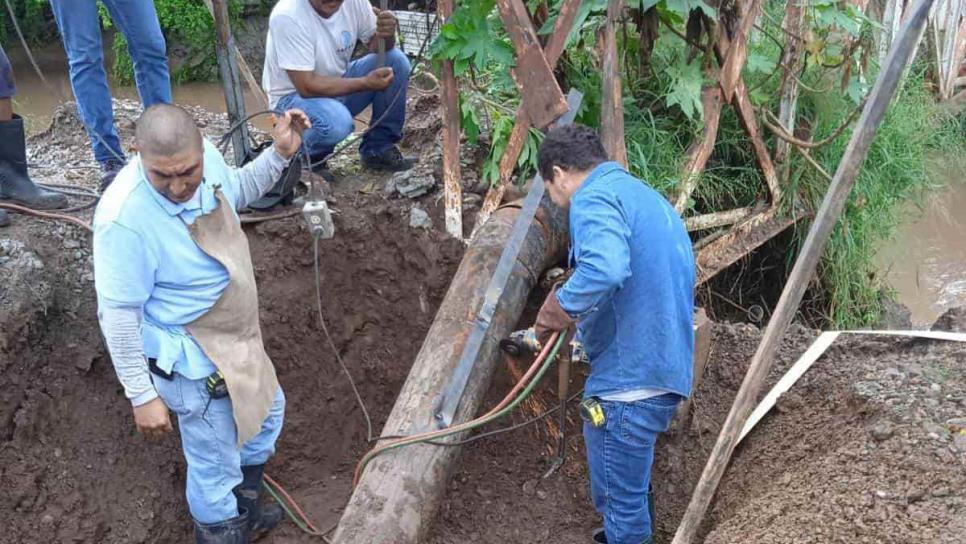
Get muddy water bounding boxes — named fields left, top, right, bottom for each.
left=5, top=42, right=270, bottom=135
left=875, top=163, right=966, bottom=327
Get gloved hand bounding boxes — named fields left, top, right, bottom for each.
left=534, top=286, right=575, bottom=345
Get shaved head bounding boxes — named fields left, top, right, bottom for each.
left=136, top=104, right=205, bottom=204
left=135, top=103, right=203, bottom=158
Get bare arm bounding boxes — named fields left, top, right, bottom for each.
left=287, top=69, right=372, bottom=98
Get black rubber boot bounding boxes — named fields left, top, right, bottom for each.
left=0, top=115, right=68, bottom=210
left=194, top=509, right=249, bottom=544
left=0, top=209, right=9, bottom=227
left=234, top=464, right=284, bottom=540
left=245, top=150, right=304, bottom=211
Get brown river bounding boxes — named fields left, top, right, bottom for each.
left=5, top=43, right=965, bottom=327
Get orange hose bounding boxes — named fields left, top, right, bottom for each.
left=263, top=474, right=324, bottom=534
left=352, top=331, right=561, bottom=486
left=0, top=202, right=93, bottom=232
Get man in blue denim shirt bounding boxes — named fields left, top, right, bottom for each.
left=533, top=125, right=695, bottom=544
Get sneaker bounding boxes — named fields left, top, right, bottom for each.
left=99, top=159, right=125, bottom=193
left=360, top=145, right=417, bottom=172
left=592, top=527, right=607, bottom=544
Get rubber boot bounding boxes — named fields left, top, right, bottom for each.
left=194, top=510, right=249, bottom=544
left=0, top=115, right=68, bottom=210
left=245, top=151, right=305, bottom=211
left=233, top=464, right=284, bottom=540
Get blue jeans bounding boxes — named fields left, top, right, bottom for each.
left=0, top=44, right=15, bottom=98
left=275, top=47, right=410, bottom=159
left=49, top=0, right=171, bottom=165
left=153, top=373, right=285, bottom=524
left=584, top=394, right=681, bottom=544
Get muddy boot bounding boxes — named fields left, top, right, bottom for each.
left=233, top=464, right=284, bottom=540
left=194, top=510, right=249, bottom=544
left=0, top=115, right=68, bottom=210
left=0, top=209, right=9, bottom=227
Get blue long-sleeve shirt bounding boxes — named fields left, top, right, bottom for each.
left=556, top=162, right=695, bottom=399
left=93, top=140, right=288, bottom=406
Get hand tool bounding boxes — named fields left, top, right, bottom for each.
left=580, top=397, right=605, bottom=427
left=499, top=327, right=541, bottom=357
left=206, top=370, right=229, bottom=399
left=377, top=0, right=388, bottom=68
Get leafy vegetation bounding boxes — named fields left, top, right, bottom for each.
left=430, top=0, right=962, bottom=327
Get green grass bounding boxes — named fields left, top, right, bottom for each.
left=791, top=71, right=962, bottom=327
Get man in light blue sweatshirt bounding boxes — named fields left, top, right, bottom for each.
left=533, top=125, right=696, bottom=544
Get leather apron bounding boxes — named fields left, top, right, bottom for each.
left=184, top=188, right=279, bottom=446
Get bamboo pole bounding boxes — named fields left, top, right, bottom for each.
left=437, top=0, right=464, bottom=240
left=203, top=0, right=269, bottom=110
left=775, top=0, right=807, bottom=184
left=601, top=0, right=628, bottom=167
left=211, top=0, right=250, bottom=166
left=671, top=2, right=935, bottom=541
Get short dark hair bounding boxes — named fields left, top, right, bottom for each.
left=537, top=124, right=608, bottom=182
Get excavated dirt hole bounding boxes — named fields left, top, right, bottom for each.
left=2, top=99, right=964, bottom=544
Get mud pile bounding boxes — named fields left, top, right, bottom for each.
left=429, top=319, right=966, bottom=543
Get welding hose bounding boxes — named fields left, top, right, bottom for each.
left=352, top=331, right=566, bottom=487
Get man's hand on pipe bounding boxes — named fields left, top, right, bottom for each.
left=373, top=7, right=397, bottom=40
left=272, top=109, right=312, bottom=159
left=132, top=397, right=173, bottom=441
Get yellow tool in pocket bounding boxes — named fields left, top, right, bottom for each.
left=580, top=397, right=605, bottom=427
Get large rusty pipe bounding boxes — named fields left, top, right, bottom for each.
left=332, top=195, right=568, bottom=543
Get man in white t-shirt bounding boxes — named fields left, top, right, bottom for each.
left=262, top=0, right=416, bottom=177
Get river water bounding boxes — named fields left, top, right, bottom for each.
left=5, top=43, right=965, bottom=325
left=874, top=163, right=966, bottom=327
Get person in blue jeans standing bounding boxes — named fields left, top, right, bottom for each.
left=49, top=0, right=172, bottom=191
left=533, top=125, right=696, bottom=544
left=0, top=44, right=68, bottom=227
left=262, top=0, right=416, bottom=185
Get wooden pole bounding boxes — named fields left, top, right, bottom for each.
left=211, top=0, right=251, bottom=166
left=775, top=0, right=807, bottom=184
left=473, top=0, right=581, bottom=237
left=719, top=0, right=764, bottom=102
left=437, top=0, right=463, bottom=240
left=674, top=84, right=723, bottom=212
left=332, top=195, right=569, bottom=544
left=203, top=0, right=268, bottom=111
left=671, top=2, right=935, bottom=542
left=600, top=0, right=628, bottom=167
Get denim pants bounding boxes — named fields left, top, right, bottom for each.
left=275, top=47, right=411, bottom=159
left=0, top=44, right=15, bottom=98
left=153, top=373, right=285, bottom=524
left=583, top=394, right=680, bottom=544
left=49, top=0, right=171, bottom=165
